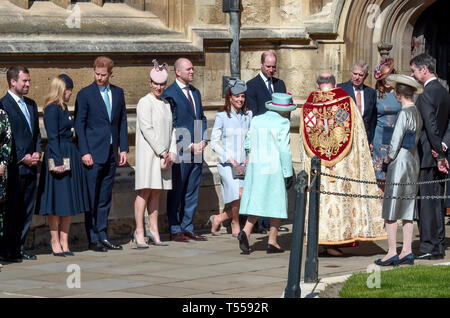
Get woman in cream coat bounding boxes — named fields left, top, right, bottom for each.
left=134, top=61, right=177, bottom=248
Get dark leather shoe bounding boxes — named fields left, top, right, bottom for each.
left=266, top=244, right=285, bottom=254
left=184, top=231, right=207, bottom=241
left=21, top=252, right=37, bottom=260
left=89, top=241, right=108, bottom=252
left=415, top=253, right=432, bottom=260
left=237, top=231, right=250, bottom=254
left=101, top=239, right=123, bottom=250
left=170, top=232, right=190, bottom=242
left=278, top=226, right=289, bottom=232
left=0, top=253, right=22, bottom=263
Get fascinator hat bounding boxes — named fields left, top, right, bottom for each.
left=385, top=74, right=424, bottom=94
left=150, top=59, right=169, bottom=84
left=227, top=78, right=247, bottom=95
left=58, top=74, right=74, bottom=89
left=374, top=58, right=395, bottom=81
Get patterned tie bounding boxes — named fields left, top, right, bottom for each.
left=19, top=99, right=32, bottom=132
left=268, top=78, right=273, bottom=95
left=184, top=86, right=196, bottom=114
left=355, top=87, right=362, bottom=115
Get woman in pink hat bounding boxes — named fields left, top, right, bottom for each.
left=133, top=60, right=177, bottom=248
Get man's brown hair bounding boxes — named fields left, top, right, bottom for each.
left=6, top=65, right=29, bottom=88
left=93, top=56, right=114, bottom=72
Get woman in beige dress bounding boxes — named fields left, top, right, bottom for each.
left=133, top=60, right=177, bottom=248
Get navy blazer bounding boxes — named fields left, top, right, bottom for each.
left=162, top=81, right=207, bottom=158
left=74, top=81, right=129, bottom=164
left=246, top=74, right=286, bottom=116
left=416, top=79, right=450, bottom=168
left=338, top=80, right=377, bottom=144
left=0, top=93, right=41, bottom=176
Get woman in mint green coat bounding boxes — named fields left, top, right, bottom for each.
left=238, top=93, right=296, bottom=254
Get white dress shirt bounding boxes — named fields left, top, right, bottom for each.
left=259, top=71, right=274, bottom=93
left=353, top=85, right=365, bottom=115
left=176, top=78, right=196, bottom=115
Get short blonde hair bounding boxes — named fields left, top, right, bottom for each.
left=44, top=77, right=66, bottom=109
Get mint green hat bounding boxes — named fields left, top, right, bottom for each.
left=265, top=93, right=297, bottom=112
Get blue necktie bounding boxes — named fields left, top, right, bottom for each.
left=267, top=78, right=273, bottom=95
left=103, top=88, right=112, bottom=121
left=102, top=88, right=113, bottom=144
left=19, top=99, right=32, bottom=132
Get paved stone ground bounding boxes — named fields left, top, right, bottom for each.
left=0, top=222, right=448, bottom=298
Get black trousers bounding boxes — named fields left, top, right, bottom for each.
left=1, top=173, right=37, bottom=257
left=417, top=167, right=446, bottom=255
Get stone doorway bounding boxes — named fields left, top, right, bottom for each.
left=412, top=0, right=450, bottom=90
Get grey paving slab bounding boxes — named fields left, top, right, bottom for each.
left=85, top=261, right=186, bottom=275
left=122, top=284, right=205, bottom=298
left=64, top=291, right=161, bottom=298
left=75, top=278, right=151, bottom=291
left=21, top=260, right=117, bottom=272
left=8, top=286, right=98, bottom=298
left=0, top=268, right=49, bottom=281
left=0, top=279, right=56, bottom=292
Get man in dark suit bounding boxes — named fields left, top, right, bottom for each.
left=0, top=66, right=41, bottom=262
left=162, top=57, right=208, bottom=242
left=245, top=51, right=289, bottom=233
left=246, top=51, right=287, bottom=117
left=338, top=61, right=377, bottom=146
left=410, top=53, right=450, bottom=260
left=75, top=56, right=129, bottom=252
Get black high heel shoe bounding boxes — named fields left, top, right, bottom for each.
left=50, top=239, right=66, bottom=257
left=266, top=244, right=284, bottom=254
left=374, top=254, right=399, bottom=266
left=237, top=231, right=250, bottom=254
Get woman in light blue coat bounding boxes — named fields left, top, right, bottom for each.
left=209, top=79, right=252, bottom=236
left=238, top=93, right=296, bottom=254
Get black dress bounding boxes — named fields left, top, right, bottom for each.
left=36, top=104, right=90, bottom=216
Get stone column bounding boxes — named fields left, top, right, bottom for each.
left=9, top=0, right=29, bottom=9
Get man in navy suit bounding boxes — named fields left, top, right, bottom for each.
left=0, top=66, right=41, bottom=262
left=162, top=57, right=208, bottom=242
left=245, top=52, right=289, bottom=233
left=75, top=56, right=129, bottom=252
left=246, top=51, right=287, bottom=117
left=410, top=53, right=450, bottom=260
left=338, top=61, right=377, bottom=147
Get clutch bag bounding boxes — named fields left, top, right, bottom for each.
left=48, top=158, right=71, bottom=171
left=231, top=164, right=245, bottom=180
left=382, top=126, right=416, bottom=149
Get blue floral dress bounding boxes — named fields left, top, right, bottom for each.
left=371, top=90, right=401, bottom=180
left=0, top=109, right=12, bottom=237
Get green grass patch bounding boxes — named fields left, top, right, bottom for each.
left=339, top=265, right=450, bottom=298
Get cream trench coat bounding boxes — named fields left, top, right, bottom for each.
left=135, top=93, right=177, bottom=190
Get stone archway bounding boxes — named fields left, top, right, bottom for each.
left=340, top=0, right=439, bottom=86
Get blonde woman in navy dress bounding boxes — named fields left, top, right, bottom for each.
left=36, top=75, right=90, bottom=256
left=209, top=80, right=252, bottom=236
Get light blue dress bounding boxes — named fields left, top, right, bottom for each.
left=210, top=108, right=252, bottom=204
left=371, top=90, right=402, bottom=180
left=239, top=111, right=293, bottom=219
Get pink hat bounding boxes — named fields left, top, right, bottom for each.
left=150, top=59, right=169, bottom=84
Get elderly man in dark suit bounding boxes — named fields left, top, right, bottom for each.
left=410, top=53, right=450, bottom=260
left=0, top=66, right=41, bottom=262
left=338, top=61, right=377, bottom=147
left=245, top=51, right=289, bottom=233
left=75, top=56, right=129, bottom=252
left=162, top=57, right=208, bottom=242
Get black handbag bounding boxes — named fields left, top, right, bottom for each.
left=231, top=164, right=245, bottom=180
left=382, top=126, right=416, bottom=149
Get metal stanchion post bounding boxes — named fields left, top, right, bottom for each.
left=304, top=156, right=321, bottom=283
left=284, top=170, right=308, bottom=298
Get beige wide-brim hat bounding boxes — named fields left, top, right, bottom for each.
left=386, top=74, right=424, bottom=94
